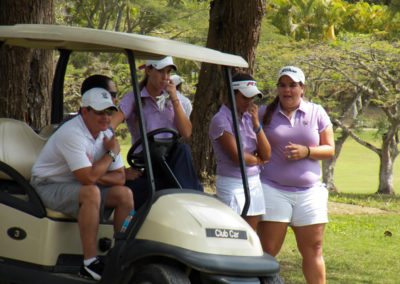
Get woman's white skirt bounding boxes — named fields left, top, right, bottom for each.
left=216, top=174, right=266, bottom=216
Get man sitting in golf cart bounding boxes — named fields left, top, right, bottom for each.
left=31, top=88, right=134, bottom=281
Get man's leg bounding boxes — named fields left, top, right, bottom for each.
left=78, top=184, right=102, bottom=259
left=125, top=176, right=149, bottom=211
left=104, top=185, right=134, bottom=231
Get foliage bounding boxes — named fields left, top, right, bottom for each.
left=56, top=0, right=210, bottom=119
left=266, top=0, right=400, bottom=40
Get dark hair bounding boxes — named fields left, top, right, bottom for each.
left=232, top=72, right=255, bottom=83
left=262, top=96, right=279, bottom=126
left=262, top=79, right=305, bottom=126
left=81, top=74, right=113, bottom=95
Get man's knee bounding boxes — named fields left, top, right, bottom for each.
left=113, top=185, right=134, bottom=207
left=79, top=185, right=101, bottom=205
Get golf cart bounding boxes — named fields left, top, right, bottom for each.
left=0, top=24, right=281, bottom=283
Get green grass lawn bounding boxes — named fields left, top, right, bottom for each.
left=334, top=130, right=400, bottom=194
left=279, top=213, right=400, bottom=284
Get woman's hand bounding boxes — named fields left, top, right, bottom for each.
left=248, top=102, right=260, bottom=128
left=284, top=142, right=309, bottom=160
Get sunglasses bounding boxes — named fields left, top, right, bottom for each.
left=87, top=107, right=115, bottom=116
left=109, top=91, right=118, bottom=98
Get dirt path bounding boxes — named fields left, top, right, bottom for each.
left=205, top=186, right=389, bottom=215
left=328, top=201, right=389, bottom=215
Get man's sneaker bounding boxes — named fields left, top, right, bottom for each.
left=79, top=257, right=104, bottom=281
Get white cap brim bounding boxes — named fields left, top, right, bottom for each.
left=170, top=75, right=184, bottom=86
left=90, top=102, right=117, bottom=111
left=238, top=86, right=263, bottom=98
left=146, top=56, right=177, bottom=70
left=278, top=66, right=305, bottom=84
left=232, top=80, right=263, bottom=98
left=81, top=87, right=117, bottom=111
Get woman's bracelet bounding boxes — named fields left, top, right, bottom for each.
left=306, top=146, right=311, bottom=158
left=254, top=125, right=262, bottom=134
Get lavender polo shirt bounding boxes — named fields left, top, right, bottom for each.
left=209, top=104, right=260, bottom=178
left=259, top=100, right=331, bottom=191
left=119, top=87, right=191, bottom=144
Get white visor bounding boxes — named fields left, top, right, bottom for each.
left=232, top=80, right=263, bottom=98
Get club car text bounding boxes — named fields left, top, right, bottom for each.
left=206, top=228, right=247, bottom=240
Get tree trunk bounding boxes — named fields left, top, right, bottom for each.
left=190, top=0, right=266, bottom=181
left=322, top=131, right=349, bottom=192
left=0, top=0, right=54, bottom=129
left=377, top=132, right=397, bottom=194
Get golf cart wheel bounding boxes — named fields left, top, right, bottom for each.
left=131, top=264, right=190, bottom=284
left=261, top=274, right=285, bottom=284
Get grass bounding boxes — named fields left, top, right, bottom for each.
left=279, top=213, right=400, bottom=284
left=334, top=129, right=400, bottom=194
left=119, top=128, right=400, bottom=283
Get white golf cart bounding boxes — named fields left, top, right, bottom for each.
left=0, top=24, right=281, bottom=284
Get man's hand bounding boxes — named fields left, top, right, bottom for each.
left=103, top=135, right=120, bottom=155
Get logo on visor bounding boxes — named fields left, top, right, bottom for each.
left=281, top=67, right=298, bottom=74
left=246, top=81, right=256, bottom=86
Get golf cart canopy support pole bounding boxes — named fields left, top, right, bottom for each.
left=224, top=67, right=250, bottom=217
left=126, top=50, right=156, bottom=199
left=51, top=49, right=71, bottom=124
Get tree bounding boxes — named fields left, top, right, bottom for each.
left=303, top=40, right=400, bottom=194
left=190, top=0, right=266, bottom=181
left=0, top=1, right=54, bottom=129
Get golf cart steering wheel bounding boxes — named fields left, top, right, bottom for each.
left=127, top=128, right=180, bottom=169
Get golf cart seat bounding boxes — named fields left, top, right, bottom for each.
left=0, top=118, right=74, bottom=219
left=38, top=123, right=58, bottom=138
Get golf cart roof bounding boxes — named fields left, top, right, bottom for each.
left=0, top=24, right=248, bottom=68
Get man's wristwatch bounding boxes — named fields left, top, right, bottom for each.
left=107, top=150, right=117, bottom=162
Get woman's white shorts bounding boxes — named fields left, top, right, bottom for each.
left=216, top=174, right=265, bottom=216
left=261, top=182, right=329, bottom=227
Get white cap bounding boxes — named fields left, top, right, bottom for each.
left=232, top=80, right=263, bottom=98
left=170, top=74, right=184, bottom=86
left=145, top=56, right=177, bottom=70
left=278, top=66, right=305, bottom=84
left=81, top=88, right=117, bottom=111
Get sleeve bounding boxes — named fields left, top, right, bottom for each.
left=119, top=91, right=136, bottom=121
left=177, top=92, right=192, bottom=117
left=209, top=112, right=233, bottom=141
left=317, top=104, right=332, bottom=133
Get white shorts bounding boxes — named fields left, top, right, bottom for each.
left=216, top=174, right=265, bottom=216
left=261, top=182, right=329, bottom=227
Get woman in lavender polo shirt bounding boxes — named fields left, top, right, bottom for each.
left=111, top=56, right=203, bottom=208
left=258, top=66, right=335, bottom=284
left=209, top=73, right=271, bottom=230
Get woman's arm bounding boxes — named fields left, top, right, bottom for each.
left=166, top=81, right=192, bottom=138
left=110, top=110, right=125, bottom=130
left=217, top=131, right=262, bottom=166
left=309, top=125, right=335, bottom=160
left=249, top=104, right=270, bottom=163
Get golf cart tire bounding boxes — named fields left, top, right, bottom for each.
left=261, top=274, right=285, bottom=284
left=130, top=264, right=190, bottom=284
